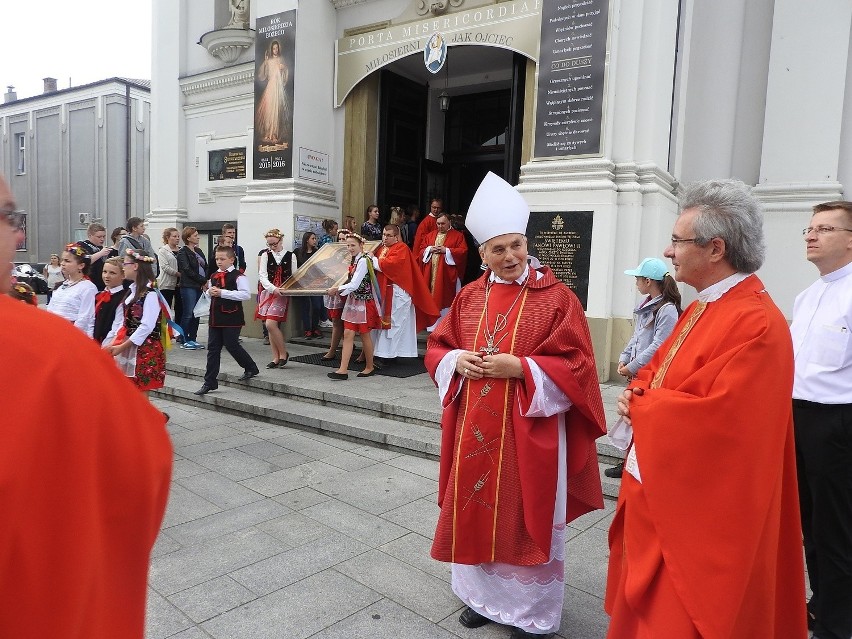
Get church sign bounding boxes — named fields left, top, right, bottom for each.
left=534, top=0, right=610, bottom=157
left=526, top=210, right=593, bottom=309
left=335, top=0, right=543, bottom=106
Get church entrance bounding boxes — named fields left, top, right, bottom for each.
left=375, top=46, right=528, bottom=218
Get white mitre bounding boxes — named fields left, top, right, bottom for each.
left=466, top=172, right=530, bottom=245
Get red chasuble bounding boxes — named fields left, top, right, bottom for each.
left=420, top=228, right=468, bottom=309
left=413, top=213, right=437, bottom=258
left=0, top=296, right=173, bottom=638
left=375, top=241, right=440, bottom=331
left=605, top=275, right=807, bottom=638
left=425, top=267, right=605, bottom=566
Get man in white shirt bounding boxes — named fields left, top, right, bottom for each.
left=790, top=200, right=852, bottom=639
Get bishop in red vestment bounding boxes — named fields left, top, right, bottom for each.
left=606, top=180, right=807, bottom=639
left=426, top=173, right=606, bottom=639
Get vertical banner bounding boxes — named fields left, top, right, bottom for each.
left=254, top=10, right=296, bottom=179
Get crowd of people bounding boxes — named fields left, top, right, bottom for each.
left=4, top=169, right=851, bottom=639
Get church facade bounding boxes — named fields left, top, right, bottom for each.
left=149, top=0, right=852, bottom=379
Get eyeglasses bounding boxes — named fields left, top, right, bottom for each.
left=802, top=225, right=852, bottom=236
left=670, top=237, right=700, bottom=245
left=0, top=208, right=26, bottom=231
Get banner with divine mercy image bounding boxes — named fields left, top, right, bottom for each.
left=253, top=10, right=296, bottom=179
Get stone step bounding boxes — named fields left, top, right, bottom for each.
left=164, top=360, right=625, bottom=463
left=155, top=374, right=442, bottom=458
left=165, top=360, right=440, bottom=429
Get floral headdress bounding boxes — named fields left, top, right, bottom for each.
left=264, top=228, right=283, bottom=239
left=64, top=243, right=87, bottom=258
left=125, top=248, right=155, bottom=263
left=10, top=281, right=38, bottom=306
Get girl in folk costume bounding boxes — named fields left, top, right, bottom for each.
left=256, top=228, right=296, bottom=368
left=321, top=229, right=349, bottom=361
left=45, top=244, right=98, bottom=337
left=93, top=257, right=129, bottom=344
left=103, top=250, right=166, bottom=394
left=325, top=233, right=383, bottom=380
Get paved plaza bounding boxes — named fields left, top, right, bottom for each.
left=146, top=398, right=615, bottom=639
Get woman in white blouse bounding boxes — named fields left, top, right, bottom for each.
left=46, top=244, right=98, bottom=337
left=42, top=254, right=65, bottom=303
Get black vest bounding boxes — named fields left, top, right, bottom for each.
left=210, top=269, right=245, bottom=328
left=93, top=287, right=128, bottom=344
left=265, top=249, right=293, bottom=285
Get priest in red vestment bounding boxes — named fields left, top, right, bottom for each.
left=412, top=196, right=443, bottom=256
left=372, top=224, right=439, bottom=360
left=605, top=180, right=807, bottom=638
left=426, top=172, right=606, bottom=639
left=0, top=175, right=173, bottom=639
left=419, top=213, right=468, bottom=326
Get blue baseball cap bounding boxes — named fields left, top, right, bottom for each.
left=624, top=257, right=669, bottom=281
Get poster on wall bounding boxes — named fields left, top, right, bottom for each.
left=534, top=0, right=610, bottom=158
left=253, top=10, right=296, bottom=180
left=209, top=148, right=247, bottom=181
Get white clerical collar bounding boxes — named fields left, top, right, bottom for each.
left=697, top=272, right=750, bottom=303
left=820, top=260, right=852, bottom=283
left=489, top=264, right=540, bottom=285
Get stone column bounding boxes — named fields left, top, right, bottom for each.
left=754, top=0, right=852, bottom=315
left=148, top=0, right=188, bottom=243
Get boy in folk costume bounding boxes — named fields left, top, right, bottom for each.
left=194, top=246, right=260, bottom=395
left=93, top=257, right=129, bottom=344
left=425, top=173, right=606, bottom=638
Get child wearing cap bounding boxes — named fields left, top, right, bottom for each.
left=606, top=257, right=682, bottom=478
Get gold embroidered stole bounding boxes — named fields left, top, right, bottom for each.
left=650, top=301, right=707, bottom=389
left=429, top=232, right=448, bottom=291
left=451, top=283, right=529, bottom=562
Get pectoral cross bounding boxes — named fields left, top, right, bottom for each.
left=479, top=340, right=499, bottom=356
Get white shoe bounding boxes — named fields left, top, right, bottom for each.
left=319, top=320, right=333, bottom=328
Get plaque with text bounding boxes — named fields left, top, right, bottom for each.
left=534, top=0, right=610, bottom=158
left=527, top=211, right=593, bottom=309
left=208, top=148, right=247, bottom=181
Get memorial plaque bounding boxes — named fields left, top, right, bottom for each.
left=208, top=147, right=247, bottom=181
left=534, top=0, right=610, bottom=158
left=527, top=211, right=593, bottom=309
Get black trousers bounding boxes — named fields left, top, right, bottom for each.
left=793, top=399, right=852, bottom=639
left=204, top=325, right=258, bottom=387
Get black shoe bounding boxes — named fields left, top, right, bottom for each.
left=238, top=369, right=259, bottom=381
left=459, top=607, right=490, bottom=629
left=279, top=354, right=289, bottom=367
left=604, top=461, right=624, bottom=478
left=510, top=629, right=552, bottom=639
left=356, top=369, right=376, bottom=377
left=327, top=372, right=348, bottom=380
left=266, top=361, right=280, bottom=369
left=193, top=384, right=215, bottom=395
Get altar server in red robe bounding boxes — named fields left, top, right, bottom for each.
left=605, top=180, right=807, bottom=638
left=425, top=172, right=606, bottom=639
left=419, top=212, right=467, bottom=329
left=372, top=223, right=439, bottom=361
left=0, top=175, right=173, bottom=639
